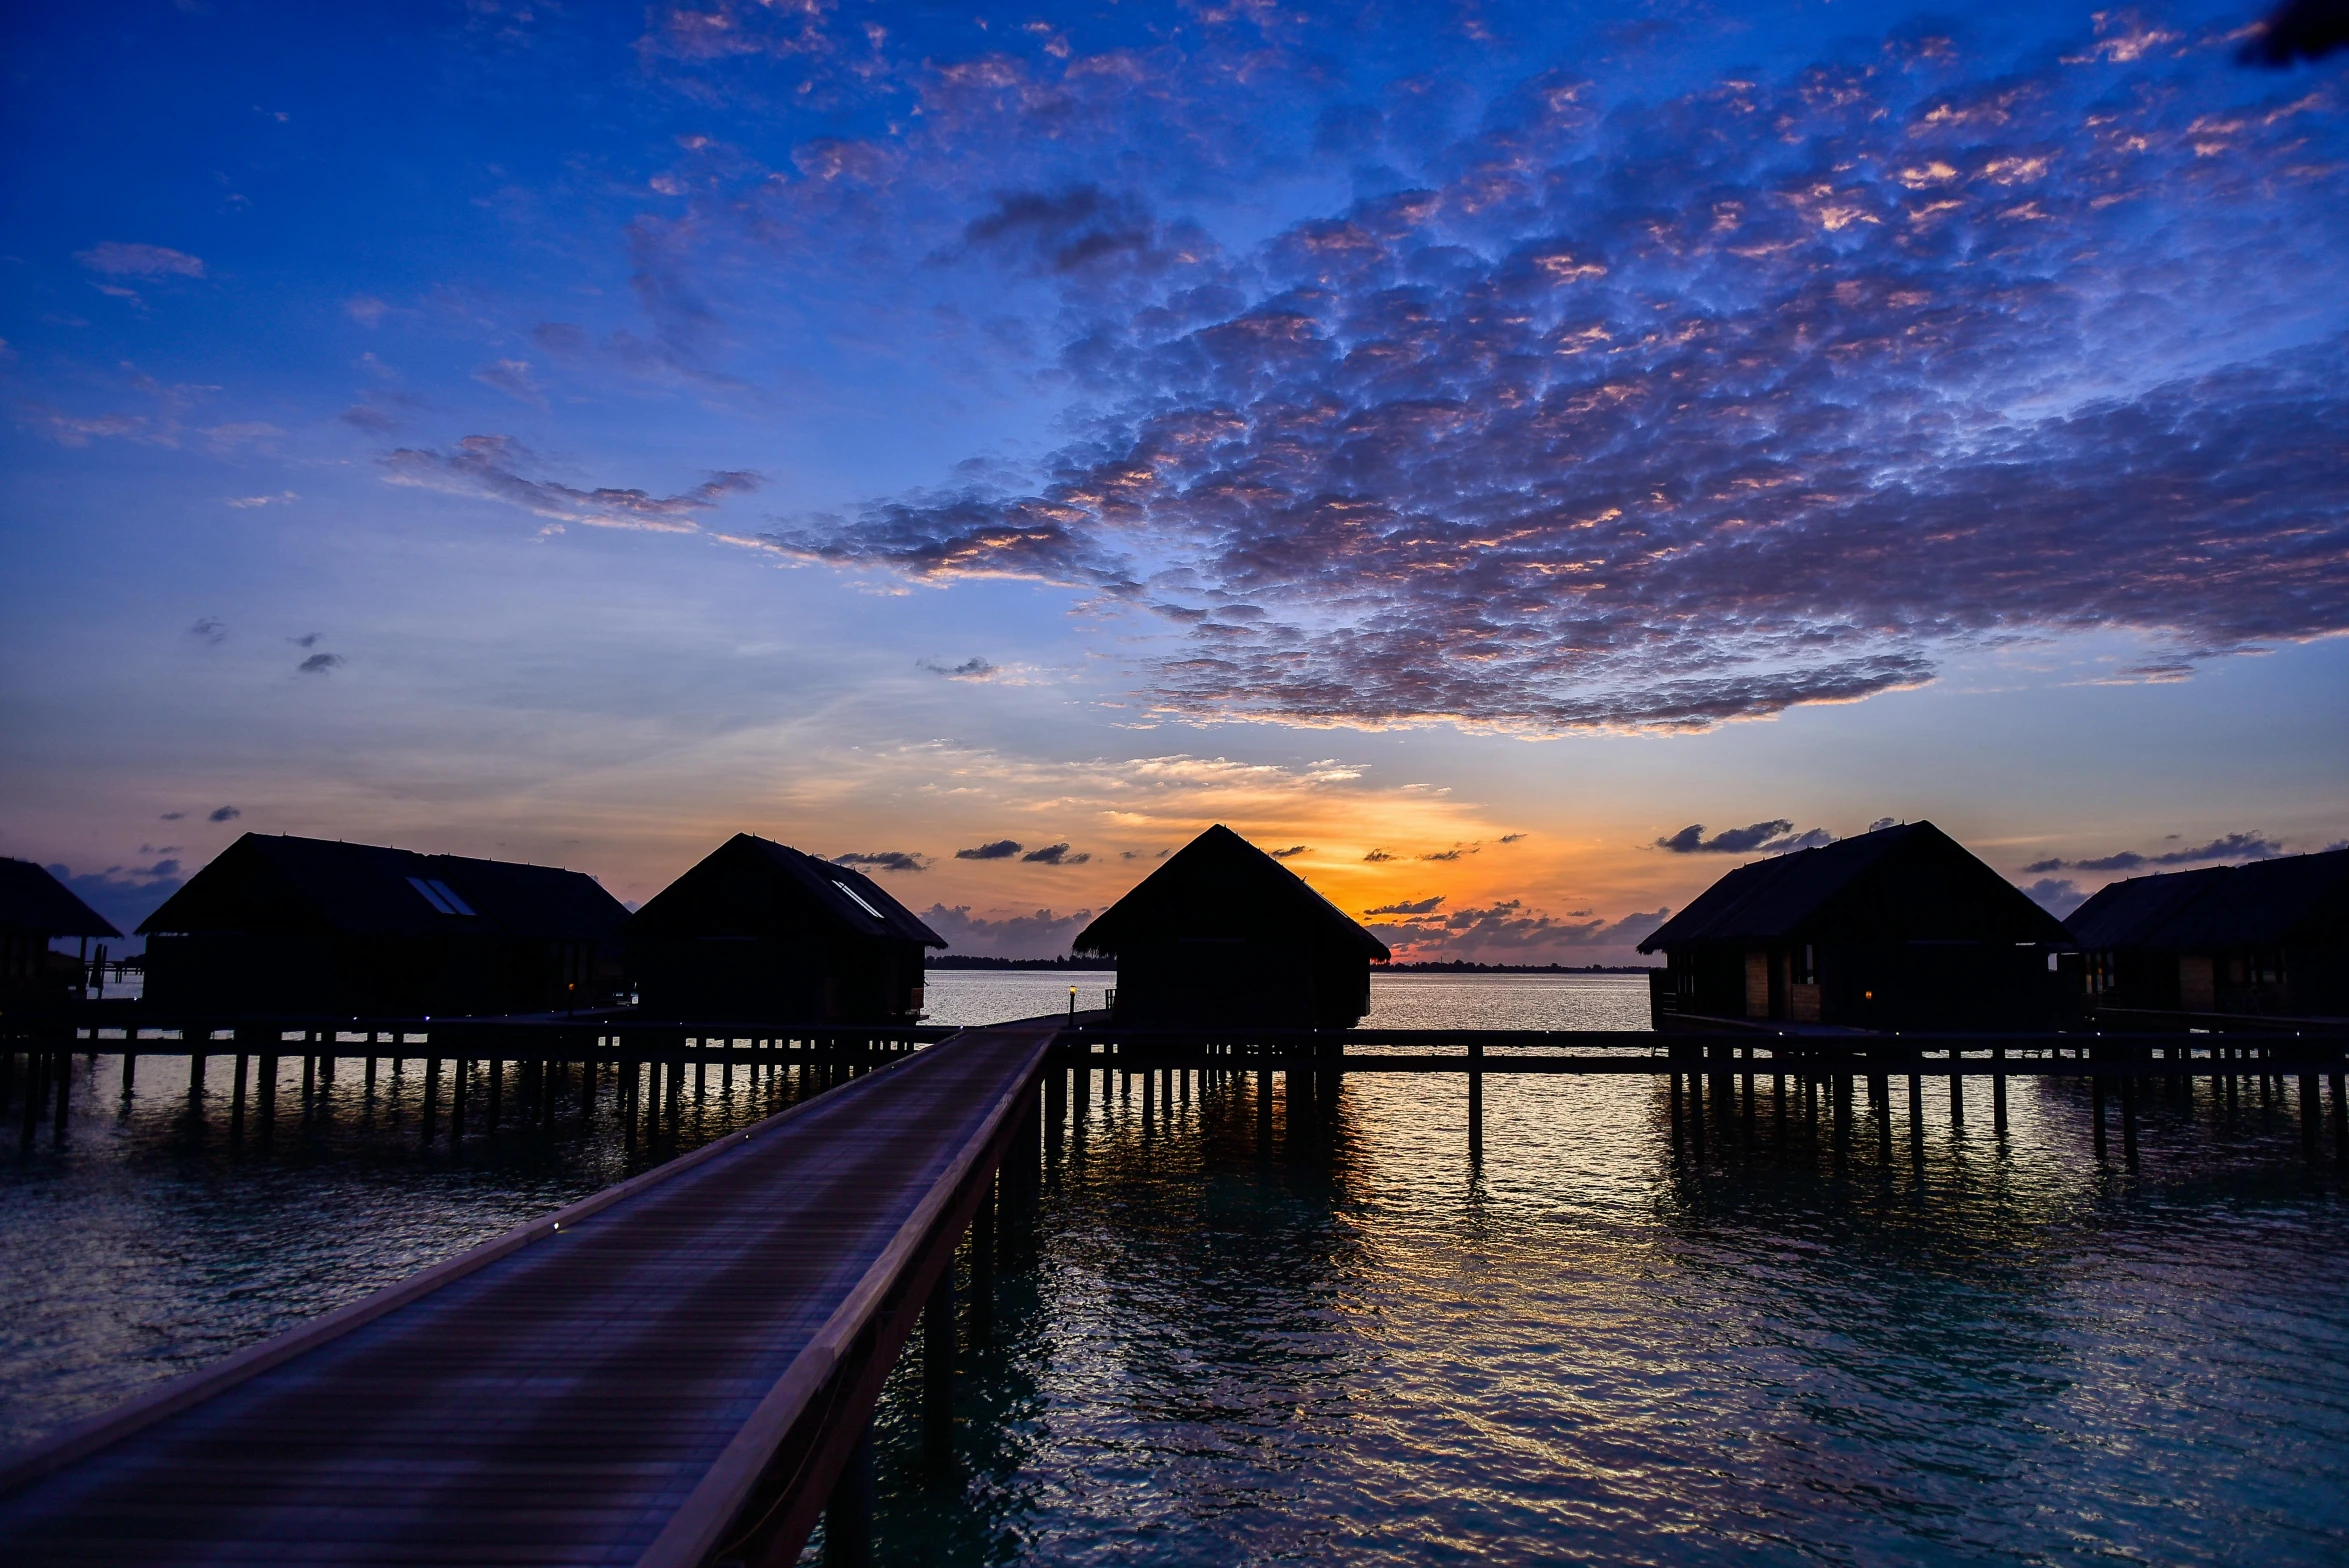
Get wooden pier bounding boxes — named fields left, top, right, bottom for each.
left=0, top=1018, right=1056, bottom=1568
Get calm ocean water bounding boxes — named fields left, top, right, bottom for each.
left=5, top=972, right=2346, bottom=1565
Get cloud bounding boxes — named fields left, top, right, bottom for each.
left=296, top=652, right=344, bottom=674
left=1365, top=895, right=1444, bottom=916
left=955, top=839, right=1024, bottom=860
left=2020, top=877, right=2089, bottom=918
left=290, top=632, right=321, bottom=648
left=382, top=435, right=760, bottom=532
left=919, top=656, right=998, bottom=679
left=1268, top=845, right=1309, bottom=859
left=2023, top=832, right=2290, bottom=874
left=208, top=805, right=240, bottom=822
left=473, top=359, right=546, bottom=405
left=1363, top=848, right=1396, bottom=862
left=1420, top=844, right=1478, bottom=862
left=832, top=849, right=929, bottom=872
left=1657, top=821, right=1836, bottom=855
left=224, top=492, right=298, bottom=508
left=341, top=404, right=400, bottom=433
left=1498, top=833, right=1528, bottom=844
left=345, top=295, right=390, bottom=326
left=919, top=903, right=1096, bottom=960
left=1021, top=842, right=1090, bottom=865
left=188, top=617, right=226, bottom=645
left=160, top=812, right=185, bottom=821
left=754, top=23, right=2349, bottom=734
left=76, top=242, right=204, bottom=278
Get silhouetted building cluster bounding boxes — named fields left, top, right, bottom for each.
left=1, top=858, right=119, bottom=1003
left=1074, top=823, right=1390, bottom=1029
left=1639, top=822, right=2079, bottom=1031
left=2068, top=847, right=2349, bottom=1020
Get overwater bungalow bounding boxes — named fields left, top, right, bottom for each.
left=623, top=834, right=942, bottom=1023
left=1638, top=821, right=2078, bottom=1031
left=1073, top=824, right=1390, bottom=1029
left=138, top=833, right=628, bottom=1015
left=0, top=857, right=120, bottom=1004
left=2068, top=847, right=2349, bottom=1020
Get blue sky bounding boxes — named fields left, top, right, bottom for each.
left=3, top=0, right=2344, bottom=958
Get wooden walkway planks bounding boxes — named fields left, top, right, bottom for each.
left=0, top=1020, right=1056, bottom=1567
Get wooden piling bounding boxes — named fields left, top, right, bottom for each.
left=52, top=1050, right=71, bottom=1133
left=230, top=1054, right=248, bottom=1138
left=1992, top=1044, right=2008, bottom=1134
left=421, top=1056, right=440, bottom=1143
left=2091, top=1072, right=2107, bottom=1158
left=2121, top=1066, right=2139, bottom=1164
left=189, top=1047, right=206, bottom=1096
left=487, top=1059, right=502, bottom=1129
left=1468, top=1038, right=1484, bottom=1162
left=2303, top=1072, right=2321, bottom=1161
left=120, top=1052, right=135, bottom=1098
left=924, top=1266, right=955, bottom=1468
left=2332, top=1070, right=2347, bottom=1163
left=969, top=1187, right=995, bottom=1345
left=822, top=1418, right=875, bottom=1568
left=257, top=1054, right=278, bottom=1142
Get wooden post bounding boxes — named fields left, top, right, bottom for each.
left=487, top=1059, right=502, bottom=1129
left=2121, top=1062, right=2139, bottom=1164
left=2091, top=1071, right=2107, bottom=1158
left=2303, top=1072, right=2321, bottom=1162
left=1257, top=1066, right=1272, bottom=1146
left=1908, top=1071, right=1922, bottom=1143
left=1992, top=1044, right=2008, bottom=1134
left=257, top=1054, right=278, bottom=1143
left=1467, top=1038, right=1484, bottom=1162
left=302, top=1052, right=316, bottom=1110
left=823, top=1418, right=875, bottom=1568
left=18, top=1049, right=44, bottom=1143
left=925, top=1264, right=955, bottom=1468
left=970, top=1185, right=996, bottom=1345
left=1669, top=1070, right=1683, bottom=1144
left=1689, top=1066, right=1706, bottom=1159
left=2332, top=1069, right=2347, bottom=1164
left=53, top=1050, right=71, bottom=1134
left=230, top=1054, right=248, bottom=1138
left=120, top=1051, right=135, bottom=1099
left=189, top=1046, right=207, bottom=1096
left=421, top=1056, right=440, bottom=1143
left=1948, top=1049, right=1964, bottom=1125
left=365, top=1055, right=377, bottom=1093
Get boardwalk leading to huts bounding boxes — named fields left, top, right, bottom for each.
left=0, top=1018, right=1058, bottom=1568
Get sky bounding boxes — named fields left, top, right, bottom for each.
left=2, top=0, right=2344, bottom=961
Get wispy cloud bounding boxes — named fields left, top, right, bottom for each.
left=919, top=656, right=998, bottom=679
left=1657, top=821, right=1835, bottom=855
left=381, top=435, right=760, bottom=532
left=76, top=242, right=204, bottom=278
left=2022, top=831, right=2290, bottom=874
left=833, top=849, right=928, bottom=872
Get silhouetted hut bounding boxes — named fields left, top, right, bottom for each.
left=1073, top=825, right=1390, bottom=1029
left=2068, top=847, right=2349, bottom=1018
left=1638, top=821, right=2077, bottom=1031
left=1, top=858, right=120, bottom=1004
left=138, top=834, right=628, bottom=1015
left=623, top=834, right=942, bottom=1022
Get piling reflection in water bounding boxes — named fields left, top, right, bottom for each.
left=843, top=1015, right=2349, bottom=1565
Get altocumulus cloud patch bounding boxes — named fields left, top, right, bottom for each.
left=758, top=15, right=2349, bottom=732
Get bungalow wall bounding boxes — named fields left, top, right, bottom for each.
left=1661, top=939, right=2078, bottom=1030
left=144, top=932, right=613, bottom=1016
left=629, top=933, right=924, bottom=1022
left=1109, top=938, right=1372, bottom=1030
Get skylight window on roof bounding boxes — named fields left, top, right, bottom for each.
left=832, top=880, right=887, bottom=923
left=407, top=876, right=478, bottom=916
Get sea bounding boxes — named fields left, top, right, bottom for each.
left=4, top=971, right=2346, bottom=1564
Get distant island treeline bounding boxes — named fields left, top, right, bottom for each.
left=927, top=954, right=1657, bottom=974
